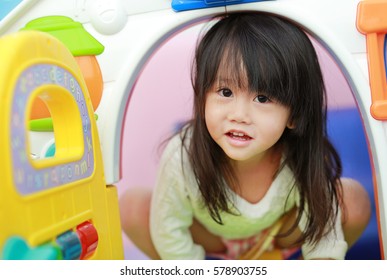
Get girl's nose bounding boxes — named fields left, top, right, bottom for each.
left=228, top=97, right=251, bottom=124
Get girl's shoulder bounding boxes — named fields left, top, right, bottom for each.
left=159, top=125, right=192, bottom=168
left=162, top=125, right=191, bottom=155
left=157, top=126, right=199, bottom=189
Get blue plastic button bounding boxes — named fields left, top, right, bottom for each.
left=55, top=230, right=82, bottom=260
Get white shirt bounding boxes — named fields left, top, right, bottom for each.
left=150, top=132, right=348, bottom=260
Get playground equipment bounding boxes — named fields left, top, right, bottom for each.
left=0, top=0, right=385, bottom=259
left=0, top=30, right=123, bottom=259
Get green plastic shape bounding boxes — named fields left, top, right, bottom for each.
left=21, top=16, right=104, bottom=56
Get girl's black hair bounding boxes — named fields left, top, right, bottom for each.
left=180, top=12, right=343, bottom=245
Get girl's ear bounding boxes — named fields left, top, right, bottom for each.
left=287, top=119, right=295, bottom=129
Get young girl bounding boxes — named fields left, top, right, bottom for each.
left=120, top=12, right=371, bottom=260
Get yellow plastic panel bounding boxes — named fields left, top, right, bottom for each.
left=0, top=30, right=123, bottom=259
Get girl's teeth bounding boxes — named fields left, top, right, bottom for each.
left=232, top=132, right=244, bottom=137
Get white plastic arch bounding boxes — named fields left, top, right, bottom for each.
left=1, top=0, right=386, bottom=257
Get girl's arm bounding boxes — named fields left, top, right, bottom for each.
left=150, top=136, right=205, bottom=260
left=299, top=206, right=348, bottom=260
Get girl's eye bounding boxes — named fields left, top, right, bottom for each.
left=254, top=95, right=271, bottom=103
left=218, top=88, right=233, bottom=98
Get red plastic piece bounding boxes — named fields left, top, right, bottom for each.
left=76, top=221, right=98, bottom=259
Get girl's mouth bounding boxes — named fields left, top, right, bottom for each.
left=226, top=131, right=253, bottom=141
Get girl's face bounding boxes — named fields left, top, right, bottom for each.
left=205, top=81, right=293, bottom=164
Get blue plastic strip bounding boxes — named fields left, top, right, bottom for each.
left=172, top=0, right=271, bottom=12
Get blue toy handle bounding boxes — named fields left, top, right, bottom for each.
left=171, top=0, right=270, bottom=12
